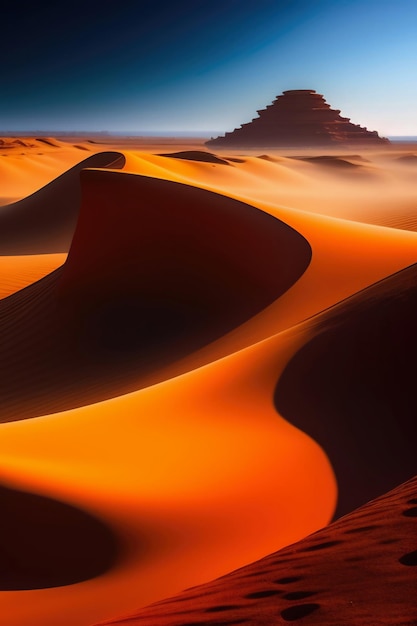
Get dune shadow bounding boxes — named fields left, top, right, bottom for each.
left=0, top=151, right=125, bottom=255
left=92, top=474, right=417, bottom=626
left=158, top=150, right=231, bottom=165
left=396, top=154, right=417, bottom=165
left=274, top=263, right=417, bottom=518
left=0, top=483, right=119, bottom=590
left=0, top=171, right=311, bottom=422
left=291, top=155, right=362, bottom=169
left=35, top=138, right=60, bottom=148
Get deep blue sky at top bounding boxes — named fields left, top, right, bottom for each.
left=2, top=0, right=416, bottom=134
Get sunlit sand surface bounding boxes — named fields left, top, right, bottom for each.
left=0, top=137, right=95, bottom=203
left=99, top=475, right=417, bottom=626
left=0, top=137, right=416, bottom=626
left=0, top=254, right=66, bottom=299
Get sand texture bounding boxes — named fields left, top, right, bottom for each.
left=97, top=475, right=417, bottom=626
left=0, top=137, right=416, bottom=626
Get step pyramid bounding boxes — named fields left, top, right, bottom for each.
left=206, top=89, right=389, bottom=147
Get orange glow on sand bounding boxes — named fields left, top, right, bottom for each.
left=1, top=137, right=416, bottom=626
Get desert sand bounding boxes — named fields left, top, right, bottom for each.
left=0, top=136, right=416, bottom=626
left=96, top=474, right=417, bottom=626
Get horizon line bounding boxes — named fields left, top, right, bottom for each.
left=1, top=131, right=416, bottom=141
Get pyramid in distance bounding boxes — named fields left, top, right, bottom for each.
left=206, top=89, right=389, bottom=147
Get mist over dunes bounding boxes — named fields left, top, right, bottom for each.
left=0, top=136, right=416, bottom=626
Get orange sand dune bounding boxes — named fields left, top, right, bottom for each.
left=0, top=317, right=336, bottom=626
left=98, top=475, right=417, bottom=626
left=292, top=154, right=366, bottom=169
left=122, top=146, right=417, bottom=233
left=114, top=150, right=417, bottom=352
left=0, top=253, right=66, bottom=299
left=1, top=139, right=417, bottom=626
left=2, top=163, right=417, bottom=424
left=0, top=169, right=310, bottom=422
left=171, top=204, right=417, bottom=368
left=158, top=150, right=233, bottom=165
left=1, top=258, right=416, bottom=624
left=276, top=262, right=417, bottom=517
left=396, top=153, right=417, bottom=165
left=0, top=151, right=125, bottom=254
left=0, top=137, right=100, bottom=202
left=0, top=137, right=61, bottom=150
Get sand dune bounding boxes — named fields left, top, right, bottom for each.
left=0, top=253, right=66, bottom=299
left=0, top=151, right=125, bottom=254
left=34, top=137, right=62, bottom=148
left=395, top=153, right=417, bottom=164
left=0, top=137, right=103, bottom=202
left=0, top=311, right=336, bottom=626
left=158, top=150, right=232, bottom=165
left=1, top=137, right=417, bottom=626
left=275, top=262, right=417, bottom=517
left=97, top=474, right=417, bottom=626
left=292, top=155, right=363, bottom=168
left=0, top=169, right=310, bottom=422
left=120, top=146, right=417, bottom=233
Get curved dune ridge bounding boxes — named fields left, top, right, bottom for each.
left=34, top=137, right=62, bottom=148
left=0, top=321, right=337, bottom=625
left=94, top=478, right=417, bottom=626
left=275, top=262, right=417, bottom=518
left=0, top=169, right=311, bottom=422
left=158, top=150, right=233, bottom=165
left=1, top=139, right=417, bottom=626
left=0, top=151, right=125, bottom=254
left=292, top=155, right=363, bottom=169
left=0, top=253, right=66, bottom=299
left=0, top=137, right=60, bottom=150
left=396, top=153, right=417, bottom=164
left=0, top=483, right=119, bottom=590
left=126, top=147, right=417, bottom=234
left=94, top=474, right=417, bottom=626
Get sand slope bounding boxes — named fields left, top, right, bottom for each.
left=121, top=147, right=417, bottom=233
left=0, top=151, right=125, bottom=254
left=0, top=253, right=66, bottom=299
left=0, top=169, right=310, bottom=423
left=96, top=475, right=417, bottom=626
left=276, top=262, right=417, bottom=518
left=1, top=138, right=417, bottom=626
left=0, top=138, right=92, bottom=202
left=0, top=318, right=337, bottom=626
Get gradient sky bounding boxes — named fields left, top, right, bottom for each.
left=2, top=0, right=417, bottom=135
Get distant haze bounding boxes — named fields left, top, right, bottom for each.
left=2, top=0, right=416, bottom=136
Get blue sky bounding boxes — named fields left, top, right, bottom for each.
left=2, top=0, right=416, bottom=135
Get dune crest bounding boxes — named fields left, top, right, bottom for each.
left=158, top=150, right=231, bottom=165
left=0, top=253, right=66, bottom=299
left=0, top=169, right=311, bottom=422
left=0, top=313, right=336, bottom=626
left=0, top=152, right=125, bottom=254
left=275, top=262, right=417, bottom=517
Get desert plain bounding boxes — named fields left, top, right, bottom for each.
left=0, top=135, right=416, bottom=625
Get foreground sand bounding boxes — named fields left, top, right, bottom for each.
left=0, top=137, right=416, bottom=625
left=96, top=475, right=417, bottom=626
